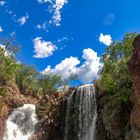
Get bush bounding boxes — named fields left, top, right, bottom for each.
left=96, top=33, right=138, bottom=104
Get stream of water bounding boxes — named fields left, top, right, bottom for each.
left=3, top=104, right=38, bottom=140
left=64, top=84, right=97, bottom=140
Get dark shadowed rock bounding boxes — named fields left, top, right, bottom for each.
left=128, top=35, right=140, bottom=139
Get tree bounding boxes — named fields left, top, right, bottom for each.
left=96, top=33, right=138, bottom=103
left=16, top=65, right=39, bottom=95
left=0, top=46, right=19, bottom=84
left=0, top=37, right=64, bottom=99
left=1, top=37, right=19, bottom=54
left=38, top=74, right=63, bottom=95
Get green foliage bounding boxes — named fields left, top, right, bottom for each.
left=16, top=65, right=39, bottom=95
left=0, top=87, right=7, bottom=97
left=96, top=33, right=138, bottom=104
left=2, top=38, right=19, bottom=54
left=0, top=39, right=63, bottom=98
left=16, top=64, right=63, bottom=96
left=38, top=74, right=63, bottom=95
left=0, top=46, right=19, bottom=84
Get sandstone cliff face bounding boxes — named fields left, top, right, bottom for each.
left=0, top=82, right=38, bottom=139
left=128, top=35, right=140, bottom=139
left=96, top=35, right=140, bottom=140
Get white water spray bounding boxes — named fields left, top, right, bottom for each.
left=3, top=104, right=38, bottom=140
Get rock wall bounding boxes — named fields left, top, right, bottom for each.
left=96, top=34, right=140, bottom=140
left=128, top=35, right=140, bottom=139
left=0, top=82, right=38, bottom=139
left=96, top=90, right=130, bottom=140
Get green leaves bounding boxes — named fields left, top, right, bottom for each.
left=38, top=74, right=63, bottom=95
left=0, top=41, right=63, bottom=98
left=96, top=32, right=137, bottom=103
left=0, top=46, right=19, bottom=83
left=15, top=64, right=63, bottom=96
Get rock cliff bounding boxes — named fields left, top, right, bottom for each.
left=96, top=34, right=140, bottom=140
left=128, top=35, right=140, bottom=139
left=96, top=89, right=131, bottom=140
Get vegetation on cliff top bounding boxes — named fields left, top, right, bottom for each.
left=0, top=39, right=63, bottom=98
left=0, top=33, right=138, bottom=102
left=95, top=32, right=138, bottom=106
left=0, top=39, right=66, bottom=139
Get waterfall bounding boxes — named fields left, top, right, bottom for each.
left=3, top=104, right=38, bottom=140
left=64, top=84, right=97, bottom=140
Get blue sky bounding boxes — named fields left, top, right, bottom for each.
left=0, top=0, right=140, bottom=84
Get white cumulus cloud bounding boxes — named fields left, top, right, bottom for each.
left=33, top=37, right=57, bottom=58
left=42, top=48, right=102, bottom=83
left=37, top=0, right=52, bottom=4
left=78, top=48, right=102, bottom=83
left=0, top=1, right=6, bottom=6
left=52, top=0, right=68, bottom=26
left=37, top=0, right=68, bottom=26
left=0, top=26, right=3, bottom=32
left=18, top=13, right=29, bottom=26
left=36, top=21, right=48, bottom=31
left=42, top=56, right=80, bottom=79
left=99, top=33, right=112, bottom=46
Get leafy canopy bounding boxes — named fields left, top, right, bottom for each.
left=96, top=33, right=137, bottom=103
left=0, top=39, right=63, bottom=97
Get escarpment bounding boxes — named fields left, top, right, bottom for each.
left=128, top=35, right=140, bottom=139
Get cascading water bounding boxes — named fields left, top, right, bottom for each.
left=3, top=104, right=38, bottom=140
left=64, top=84, right=97, bottom=140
